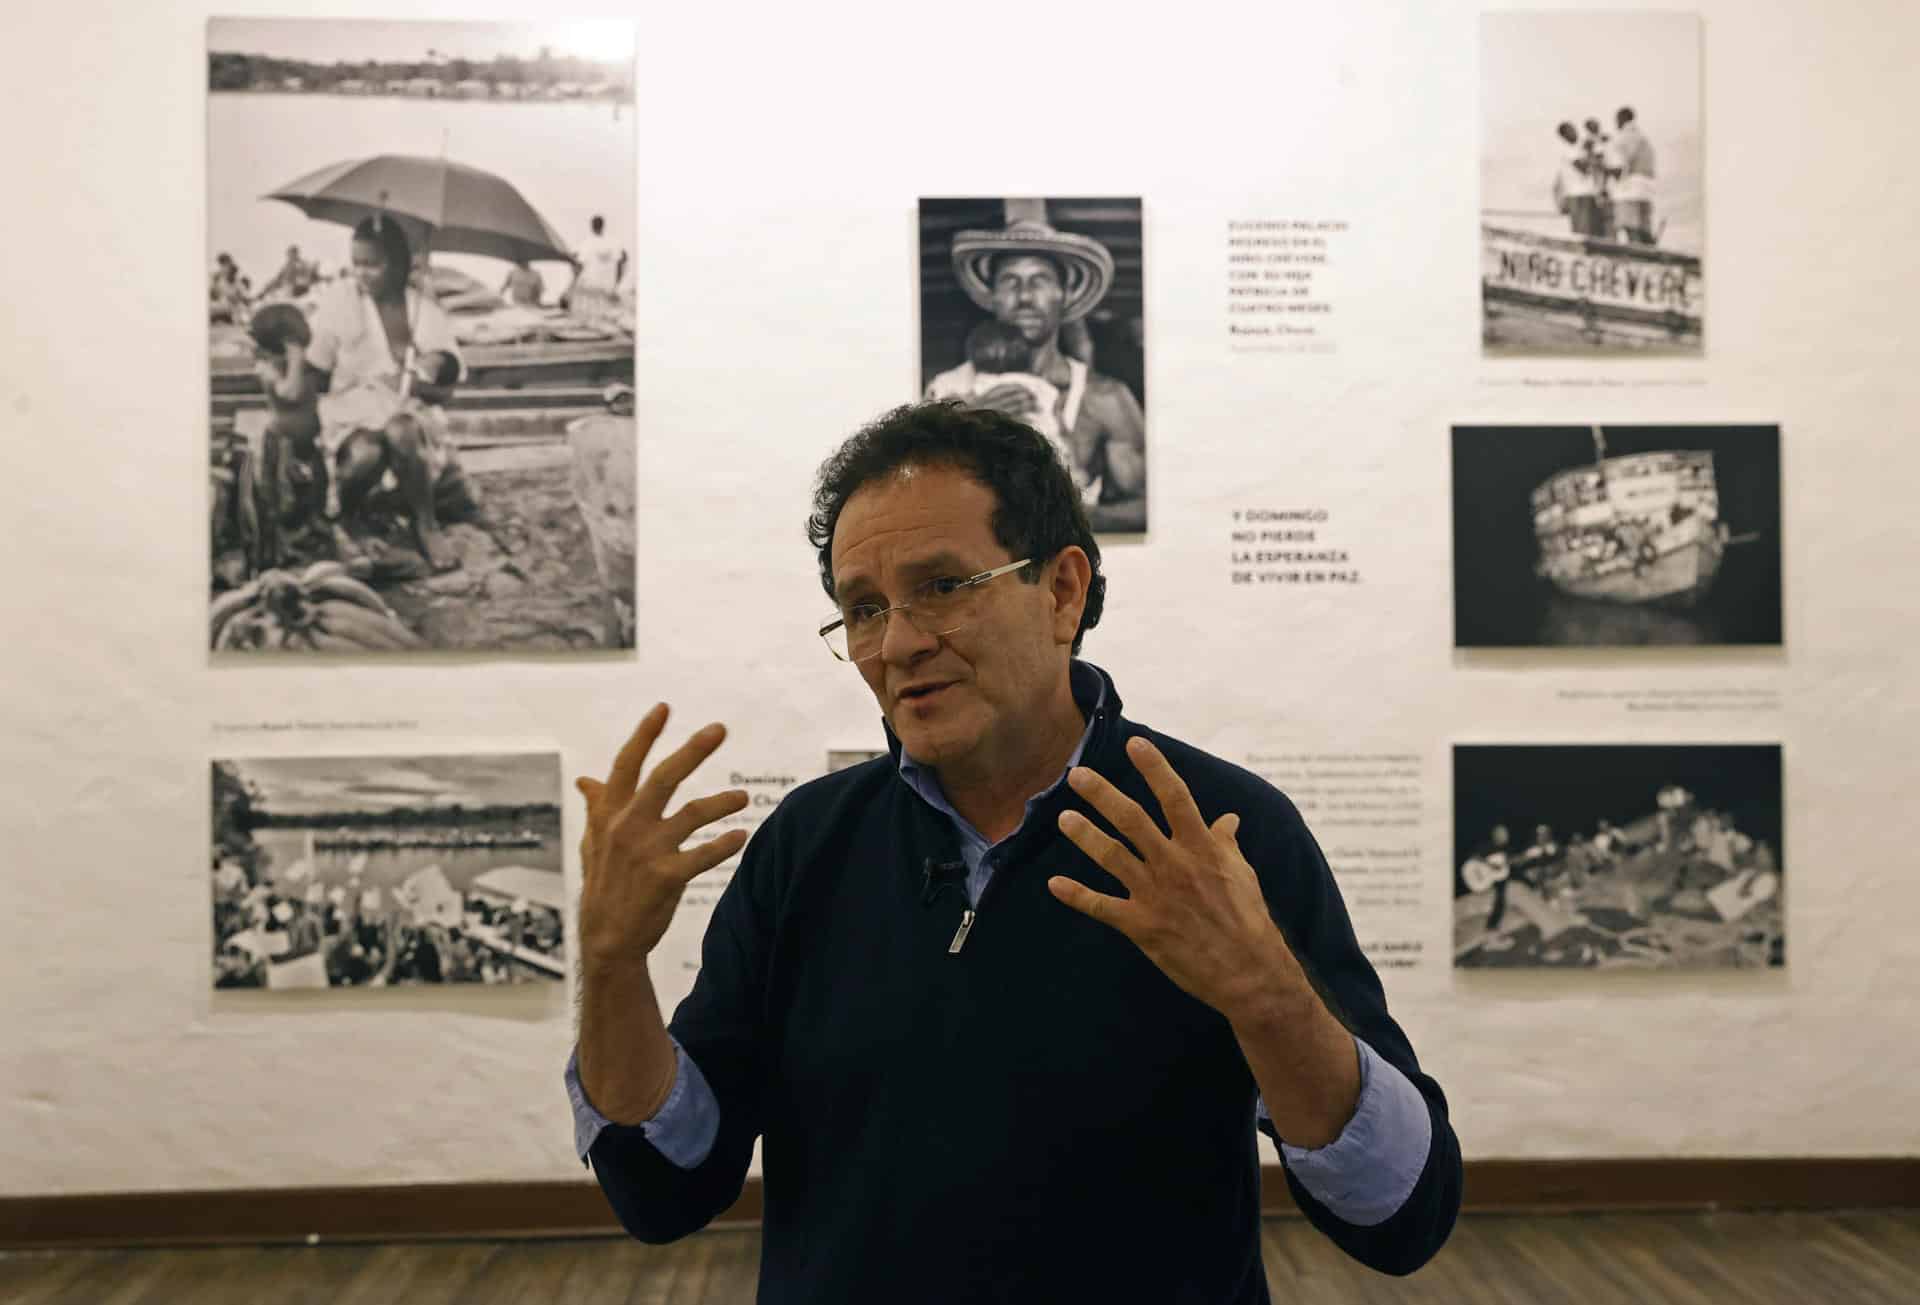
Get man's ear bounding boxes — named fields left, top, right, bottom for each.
left=1048, top=547, right=1091, bottom=644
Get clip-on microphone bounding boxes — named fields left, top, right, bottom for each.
left=921, top=856, right=965, bottom=906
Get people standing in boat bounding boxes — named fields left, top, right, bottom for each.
left=1581, top=118, right=1615, bottom=237
left=1550, top=122, right=1599, bottom=237
left=304, top=215, right=481, bottom=574
left=567, top=214, right=626, bottom=325
left=1610, top=107, right=1658, bottom=244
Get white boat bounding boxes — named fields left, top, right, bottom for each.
left=1530, top=430, right=1734, bottom=607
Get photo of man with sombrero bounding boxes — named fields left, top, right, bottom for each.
left=920, top=198, right=1147, bottom=533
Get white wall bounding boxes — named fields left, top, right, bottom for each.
left=3, top=0, right=1917, bottom=1196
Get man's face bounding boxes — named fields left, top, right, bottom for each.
left=830, top=465, right=1077, bottom=770
left=990, top=255, right=1066, bottom=346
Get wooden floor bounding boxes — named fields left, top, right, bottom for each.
left=4, top=1211, right=1918, bottom=1303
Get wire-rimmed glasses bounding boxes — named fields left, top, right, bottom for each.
left=819, top=558, right=1033, bottom=662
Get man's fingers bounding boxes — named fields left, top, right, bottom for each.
left=1046, top=875, right=1137, bottom=934
left=632, top=722, right=731, bottom=821
left=1057, top=808, right=1145, bottom=890
left=1124, top=736, right=1209, bottom=843
left=605, top=704, right=669, bottom=804
left=1211, top=811, right=1243, bottom=848
left=664, top=789, right=750, bottom=844
left=673, top=828, right=750, bottom=882
left=1065, top=764, right=1169, bottom=857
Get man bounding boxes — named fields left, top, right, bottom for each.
left=209, top=252, right=250, bottom=323
left=1610, top=107, right=1658, bottom=244
left=566, top=403, right=1460, bottom=1299
left=1581, top=117, right=1615, bottom=236
left=1550, top=121, right=1603, bottom=238
left=258, top=243, right=318, bottom=300
left=500, top=258, right=545, bottom=306
left=1472, top=823, right=1516, bottom=932
left=926, top=214, right=1147, bottom=531
left=568, top=214, right=626, bottom=324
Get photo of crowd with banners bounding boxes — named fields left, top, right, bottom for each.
left=1479, top=11, right=1703, bottom=356
left=1454, top=744, right=1783, bottom=971
left=1452, top=424, right=1782, bottom=648
left=207, top=18, right=637, bottom=654
left=918, top=198, right=1147, bottom=533
left=211, top=754, right=563, bottom=991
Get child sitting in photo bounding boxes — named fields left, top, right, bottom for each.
left=247, top=303, right=331, bottom=563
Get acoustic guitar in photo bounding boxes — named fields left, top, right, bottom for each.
left=1461, top=853, right=1511, bottom=894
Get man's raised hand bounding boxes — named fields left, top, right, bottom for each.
left=575, top=703, right=750, bottom=971
left=1046, top=735, right=1298, bottom=1024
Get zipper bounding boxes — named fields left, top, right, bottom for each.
left=942, top=700, right=1105, bottom=958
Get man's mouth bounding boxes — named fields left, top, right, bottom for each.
left=897, top=683, right=952, bottom=704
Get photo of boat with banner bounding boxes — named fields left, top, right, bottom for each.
left=1479, top=11, right=1704, bottom=357
left=1529, top=429, right=1730, bottom=609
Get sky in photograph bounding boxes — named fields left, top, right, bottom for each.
left=1483, top=11, right=1699, bottom=137
left=227, top=755, right=558, bottom=816
left=209, top=18, right=633, bottom=67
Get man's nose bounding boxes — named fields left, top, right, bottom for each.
left=878, top=606, right=938, bottom=663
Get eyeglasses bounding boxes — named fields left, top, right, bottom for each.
left=819, top=558, right=1033, bottom=663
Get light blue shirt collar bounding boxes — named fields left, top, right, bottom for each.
left=896, top=663, right=1107, bottom=857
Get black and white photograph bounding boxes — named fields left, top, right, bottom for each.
left=1480, top=11, right=1703, bottom=356
left=207, top=19, right=637, bottom=653
left=1452, top=424, right=1781, bottom=648
left=826, top=748, right=886, bottom=774
left=918, top=197, right=1147, bottom=533
left=1454, top=744, right=1784, bottom=970
left=211, top=753, right=564, bottom=990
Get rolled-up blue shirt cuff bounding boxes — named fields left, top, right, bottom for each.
left=1263, top=1036, right=1432, bottom=1226
left=564, top=1037, right=721, bottom=1171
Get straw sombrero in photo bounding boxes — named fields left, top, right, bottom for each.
left=951, top=218, right=1116, bottom=323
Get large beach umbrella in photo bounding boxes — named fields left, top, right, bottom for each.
left=263, top=153, right=572, bottom=265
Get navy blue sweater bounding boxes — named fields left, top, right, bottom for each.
left=587, top=666, right=1461, bottom=1301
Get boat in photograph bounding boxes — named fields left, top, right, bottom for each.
left=209, top=261, right=632, bottom=421
left=1481, top=224, right=1702, bottom=350
left=1530, top=429, right=1735, bottom=608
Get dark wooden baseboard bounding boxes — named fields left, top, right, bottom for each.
left=5, top=1159, right=1915, bottom=1250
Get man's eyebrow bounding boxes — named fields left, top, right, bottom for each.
left=834, top=552, right=976, bottom=603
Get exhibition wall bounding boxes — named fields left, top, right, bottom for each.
left=3, top=0, right=1918, bottom=1200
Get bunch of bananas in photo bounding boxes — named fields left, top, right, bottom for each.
left=210, top=561, right=426, bottom=652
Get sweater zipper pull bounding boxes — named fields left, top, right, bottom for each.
left=948, top=909, right=976, bottom=954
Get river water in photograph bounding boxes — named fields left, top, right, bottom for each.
left=252, top=813, right=562, bottom=899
